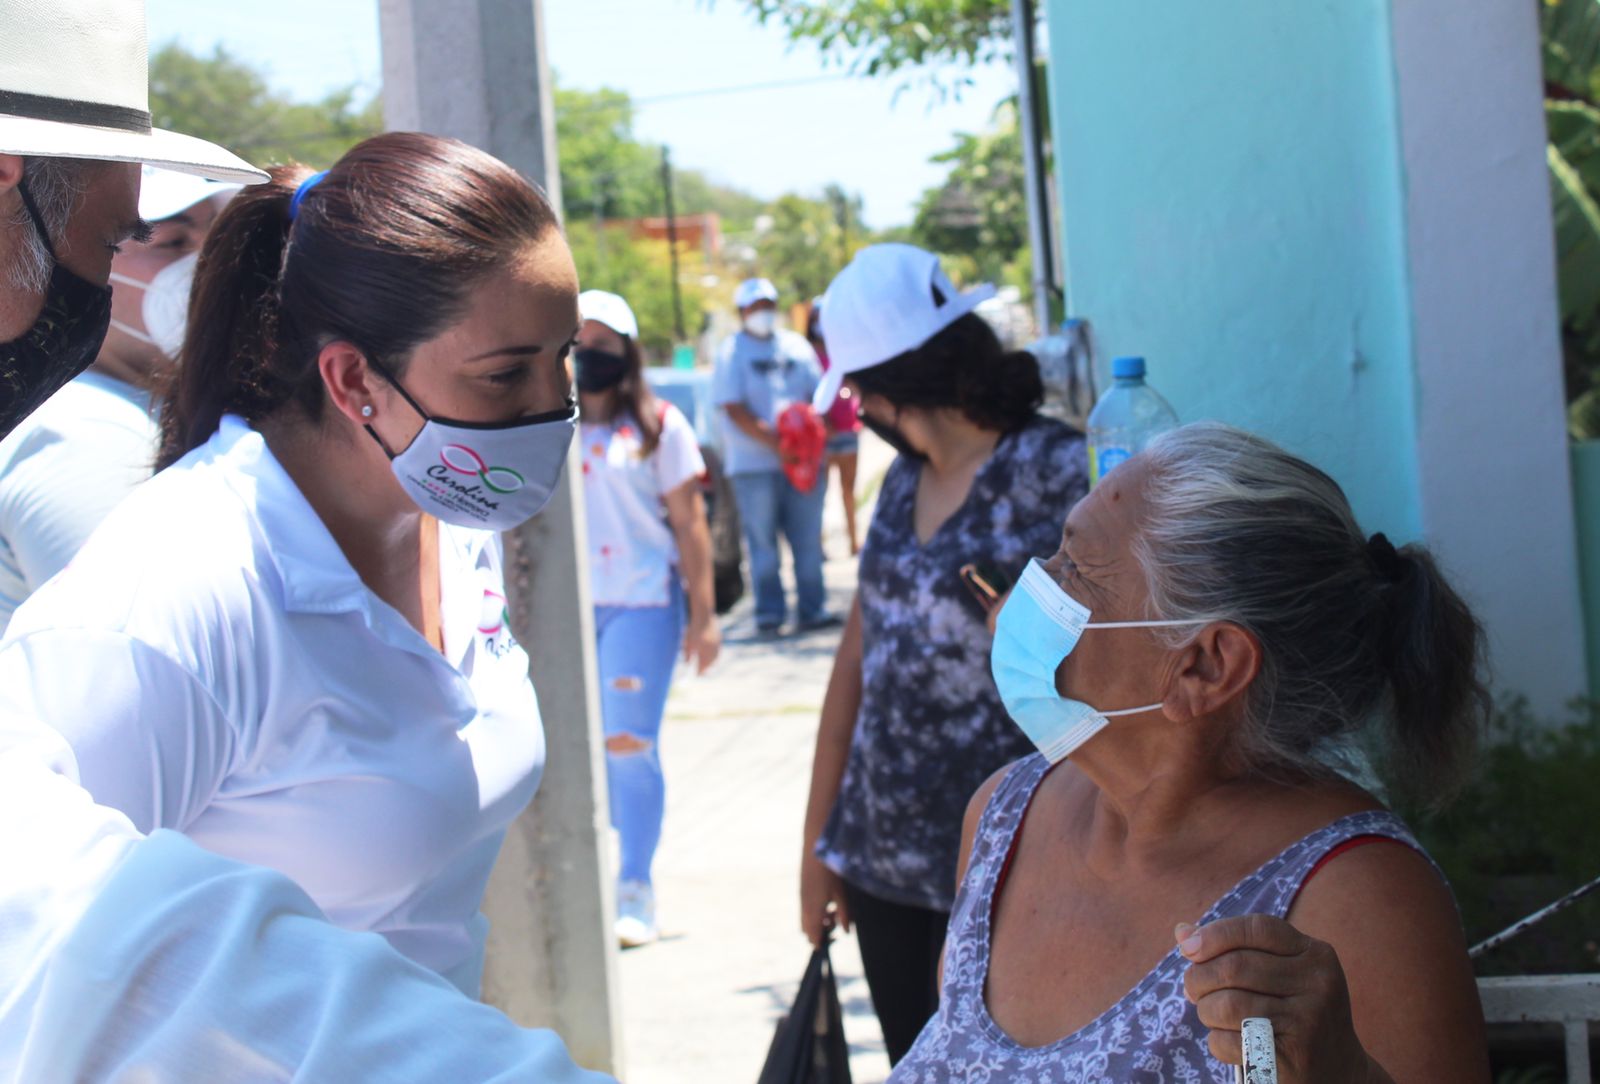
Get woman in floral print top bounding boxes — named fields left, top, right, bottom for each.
left=799, top=246, right=1088, bottom=1067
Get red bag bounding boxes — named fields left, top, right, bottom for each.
left=777, top=402, right=828, bottom=493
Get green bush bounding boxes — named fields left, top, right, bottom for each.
left=1396, top=699, right=1600, bottom=977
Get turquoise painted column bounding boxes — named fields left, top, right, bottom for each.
left=1043, top=0, right=1587, bottom=713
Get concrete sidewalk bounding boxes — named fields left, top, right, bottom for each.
left=615, top=433, right=894, bottom=1084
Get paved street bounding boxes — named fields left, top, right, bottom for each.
left=616, top=434, right=894, bottom=1084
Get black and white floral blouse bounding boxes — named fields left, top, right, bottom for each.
left=816, top=414, right=1089, bottom=912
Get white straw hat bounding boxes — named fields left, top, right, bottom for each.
left=0, top=0, right=267, bottom=184
left=813, top=243, right=996, bottom=411
left=580, top=289, right=639, bottom=339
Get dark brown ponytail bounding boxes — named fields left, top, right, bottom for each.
left=156, top=167, right=303, bottom=468
left=1375, top=543, right=1489, bottom=804
left=157, top=131, right=561, bottom=470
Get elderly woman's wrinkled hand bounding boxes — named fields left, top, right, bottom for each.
left=1178, top=915, right=1389, bottom=1084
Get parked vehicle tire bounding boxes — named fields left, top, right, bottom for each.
left=701, top=447, right=745, bottom=615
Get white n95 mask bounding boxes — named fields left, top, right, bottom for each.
left=109, top=250, right=196, bottom=360
left=366, top=359, right=576, bottom=532
left=990, top=558, right=1203, bottom=762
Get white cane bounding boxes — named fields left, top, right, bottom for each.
left=1234, top=1018, right=1278, bottom=1084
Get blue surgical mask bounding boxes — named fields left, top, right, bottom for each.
left=990, top=558, right=1203, bottom=762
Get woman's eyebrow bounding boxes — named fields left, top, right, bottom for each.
left=465, top=344, right=543, bottom=362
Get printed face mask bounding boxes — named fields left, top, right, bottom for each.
left=573, top=347, right=628, bottom=393
left=742, top=309, right=776, bottom=337
left=366, top=359, right=577, bottom=531
left=109, top=249, right=196, bottom=360
left=0, top=179, right=113, bottom=438
left=990, top=557, right=1203, bottom=762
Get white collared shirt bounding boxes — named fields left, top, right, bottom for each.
left=0, top=370, right=158, bottom=633
left=0, top=415, right=545, bottom=994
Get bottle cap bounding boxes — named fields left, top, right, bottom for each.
left=1112, top=356, right=1146, bottom=379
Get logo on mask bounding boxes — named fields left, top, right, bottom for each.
left=441, top=444, right=526, bottom=494
left=478, top=589, right=510, bottom=635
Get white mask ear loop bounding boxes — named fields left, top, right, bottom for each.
left=1079, top=616, right=1199, bottom=718
left=108, top=272, right=156, bottom=345
left=107, top=318, right=155, bottom=345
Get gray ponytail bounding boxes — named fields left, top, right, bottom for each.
left=1134, top=422, right=1487, bottom=804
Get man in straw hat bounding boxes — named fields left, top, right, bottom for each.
left=0, top=4, right=612, bottom=1080
left=0, top=0, right=264, bottom=437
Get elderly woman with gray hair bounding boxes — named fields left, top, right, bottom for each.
left=890, top=422, right=1489, bottom=1083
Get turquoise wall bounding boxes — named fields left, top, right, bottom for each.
left=1044, top=0, right=1422, bottom=539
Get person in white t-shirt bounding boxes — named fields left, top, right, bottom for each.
left=0, top=133, right=602, bottom=1020
left=0, top=166, right=237, bottom=632
left=575, top=289, right=720, bottom=947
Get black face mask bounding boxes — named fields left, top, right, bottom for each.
left=574, top=347, right=629, bottom=393
left=859, top=408, right=926, bottom=462
left=0, top=180, right=113, bottom=439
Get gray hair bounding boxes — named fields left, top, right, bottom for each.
left=1134, top=421, right=1486, bottom=804
left=3, top=157, right=87, bottom=294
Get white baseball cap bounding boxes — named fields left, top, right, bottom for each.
left=812, top=243, right=996, bottom=411
left=734, top=277, right=779, bottom=309
left=580, top=289, right=639, bottom=339
left=0, top=0, right=267, bottom=184
left=139, top=165, right=241, bottom=223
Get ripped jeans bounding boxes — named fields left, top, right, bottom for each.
left=594, top=578, right=685, bottom=887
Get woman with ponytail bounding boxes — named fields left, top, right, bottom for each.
left=889, top=422, right=1490, bottom=1082
left=798, top=244, right=1089, bottom=1063
left=0, top=131, right=581, bottom=997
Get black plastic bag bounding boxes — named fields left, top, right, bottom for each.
left=756, top=939, right=853, bottom=1084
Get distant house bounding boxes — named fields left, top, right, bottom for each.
left=603, top=213, right=724, bottom=262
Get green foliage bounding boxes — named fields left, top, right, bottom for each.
left=1542, top=1, right=1600, bottom=438
left=1395, top=699, right=1600, bottom=977
left=148, top=43, right=381, bottom=168
left=755, top=188, right=866, bottom=303
left=566, top=223, right=706, bottom=359
left=553, top=85, right=663, bottom=221
left=910, top=100, right=1030, bottom=291
left=731, top=0, right=1012, bottom=97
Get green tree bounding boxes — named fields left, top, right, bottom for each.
left=732, top=0, right=1012, bottom=96
left=910, top=101, right=1029, bottom=290
left=553, top=83, right=664, bottom=221
left=148, top=43, right=381, bottom=168
left=567, top=223, right=708, bottom=358
left=1542, top=0, right=1600, bottom=437
left=753, top=190, right=872, bottom=304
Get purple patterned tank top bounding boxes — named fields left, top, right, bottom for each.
left=889, top=754, right=1427, bottom=1083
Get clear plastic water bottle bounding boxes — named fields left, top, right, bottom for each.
left=1087, top=356, right=1178, bottom=486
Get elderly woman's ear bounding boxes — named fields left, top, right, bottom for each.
left=1166, top=622, right=1262, bottom=723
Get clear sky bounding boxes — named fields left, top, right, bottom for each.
left=145, top=0, right=1019, bottom=228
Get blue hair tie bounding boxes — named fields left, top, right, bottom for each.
left=288, top=170, right=329, bottom=222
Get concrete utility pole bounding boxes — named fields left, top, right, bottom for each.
left=378, top=1, right=623, bottom=1075
left=1011, top=0, right=1056, bottom=334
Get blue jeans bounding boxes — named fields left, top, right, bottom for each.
left=730, top=470, right=827, bottom=628
left=594, top=579, right=684, bottom=887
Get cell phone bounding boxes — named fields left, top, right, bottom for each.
left=959, top=562, right=1012, bottom=613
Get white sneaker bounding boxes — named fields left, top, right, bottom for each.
left=615, top=880, right=658, bottom=948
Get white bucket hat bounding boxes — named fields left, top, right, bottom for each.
left=579, top=289, right=639, bottom=339
left=812, top=243, right=996, bottom=411
left=0, top=0, right=267, bottom=184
